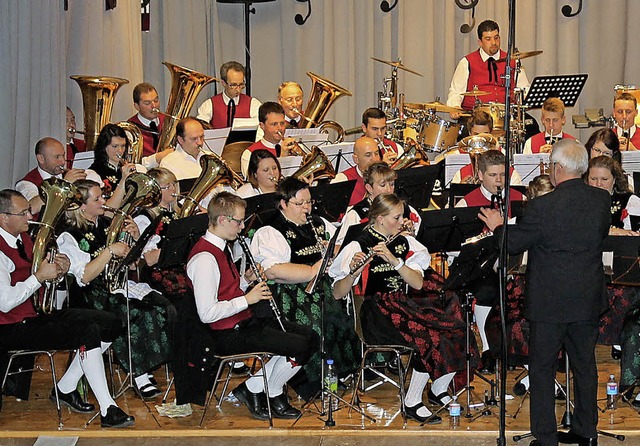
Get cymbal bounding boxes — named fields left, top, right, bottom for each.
left=461, top=90, right=491, bottom=97
left=371, top=57, right=423, bottom=77
left=404, top=101, right=466, bottom=114
left=496, top=50, right=543, bottom=63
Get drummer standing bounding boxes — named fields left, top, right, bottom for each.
left=446, top=20, right=530, bottom=120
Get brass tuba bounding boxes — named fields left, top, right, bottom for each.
left=70, top=75, right=129, bottom=151
left=292, top=146, right=336, bottom=181
left=104, top=173, right=161, bottom=292
left=155, top=62, right=218, bottom=151
left=390, top=138, right=430, bottom=170
left=116, top=121, right=144, bottom=164
left=31, top=178, right=83, bottom=314
left=178, top=153, right=245, bottom=218
left=300, top=72, right=352, bottom=143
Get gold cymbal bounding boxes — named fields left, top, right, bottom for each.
left=496, top=50, right=543, bottom=63
left=371, top=57, right=423, bottom=77
left=404, top=101, right=465, bottom=114
left=461, top=90, right=491, bottom=97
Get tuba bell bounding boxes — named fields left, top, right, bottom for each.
left=292, top=146, right=336, bottom=182
left=31, top=178, right=83, bottom=314
left=155, top=62, right=218, bottom=151
left=70, top=75, right=129, bottom=151
left=116, top=121, right=144, bottom=164
left=300, top=72, right=352, bottom=143
left=178, top=152, right=245, bottom=218
left=390, top=138, right=430, bottom=170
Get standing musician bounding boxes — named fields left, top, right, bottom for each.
left=479, top=139, right=610, bottom=446
left=196, top=61, right=261, bottom=130
left=58, top=180, right=174, bottom=400
left=446, top=19, right=530, bottom=119
left=66, top=107, right=86, bottom=169
left=277, top=81, right=304, bottom=128
left=127, top=82, right=174, bottom=168
left=16, top=137, right=99, bottom=215
left=361, top=107, right=404, bottom=165
left=330, top=193, right=472, bottom=423
left=236, top=150, right=281, bottom=198
left=331, top=136, right=382, bottom=206
left=186, top=191, right=317, bottom=420
left=612, top=92, right=640, bottom=151
left=0, top=189, right=134, bottom=427
left=523, top=98, right=576, bottom=154
left=250, top=177, right=361, bottom=400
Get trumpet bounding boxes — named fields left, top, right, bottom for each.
left=269, top=175, right=281, bottom=185
left=235, top=236, right=286, bottom=332
left=348, top=223, right=412, bottom=276
left=67, top=127, right=85, bottom=135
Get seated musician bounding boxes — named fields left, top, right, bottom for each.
left=15, top=137, right=100, bottom=215
left=186, top=191, right=317, bottom=420
left=455, top=149, right=525, bottom=373
left=58, top=180, right=174, bottom=400
left=127, top=82, right=174, bottom=168
left=335, top=162, right=421, bottom=248
left=330, top=193, right=471, bottom=424
left=330, top=136, right=382, bottom=206
left=196, top=61, right=261, bottom=132
left=236, top=150, right=281, bottom=198
left=66, top=107, right=86, bottom=169
left=0, top=189, right=133, bottom=427
left=240, top=102, right=297, bottom=178
left=585, top=128, right=621, bottom=162
left=612, top=92, right=640, bottom=151
left=277, top=81, right=304, bottom=128
left=250, top=177, right=361, bottom=400
left=523, top=97, right=576, bottom=154
left=361, top=107, right=404, bottom=165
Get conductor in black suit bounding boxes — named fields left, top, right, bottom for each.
left=479, top=139, right=610, bottom=446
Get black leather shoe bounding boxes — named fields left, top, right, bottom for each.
left=232, top=362, right=250, bottom=375
left=631, top=397, right=640, bottom=409
left=137, top=383, right=162, bottom=400
left=232, top=382, right=270, bottom=420
left=612, top=345, right=622, bottom=360
left=513, top=381, right=528, bottom=396
left=529, top=440, right=542, bottom=446
left=558, top=430, right=598, bottom=445
left=404, top=403, right=442, bottom=424
left=479, top=351, right=495, bottom=374
left=100, top=405, right=135, bottom=428
left=427, top=388, right=451, bottom=406
left=51, top=387, right=95, bottom=413
left=269, top=393, right=301, bottom=419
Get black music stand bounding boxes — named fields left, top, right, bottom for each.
left=242, top=192, right=280, bottom=237
left=225, top=128, right=257, bottom=145
left=394, top=164, right=441, bottom=211
left=417, top=206, right=485, bottom=255
left=309, top=180, right=355, bottom=222
left=523, top=74, right=589, bottom=109
left=157, top=214, right=208, bottom=268
left=603, top=236, right=640, bottom=286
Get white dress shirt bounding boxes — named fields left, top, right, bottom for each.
left=134, top=113, right=162, bottom=170
left=16, top=167, right=102, bottom=202
left=159, top=144, right=209, bottom=180
left=0, top=227, right=42, bottom=313
left=196, top=91, right=261, bottom=126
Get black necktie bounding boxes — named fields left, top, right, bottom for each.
left=289, top=119, right=298, bottom=128
left=274, top=144, right=282, bottom=157
left=227, top=99, right=236, bottom=128
left=224, top=245, right=238, bottom=279
left=149, top=120, right=159, bottom=150
left=16, top=239, right=30, bottom=262
left=487, top=57, right=498, bottom=83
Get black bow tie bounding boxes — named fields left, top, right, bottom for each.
left=487, top=57, right=498, bottom=83
left=149, top=121, right=159, bottom=149
left=16, top=238, right=30, bottom=262
left=289, top=119, right=298, bottom=128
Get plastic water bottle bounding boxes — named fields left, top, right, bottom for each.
left=607, top=374, right=618, bottom=410
left=449, top=395, right=461, bottom=428
left=324, top=359, right=339, bottom=412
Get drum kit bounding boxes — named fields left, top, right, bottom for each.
left=373, top=49, right=543, bottom=160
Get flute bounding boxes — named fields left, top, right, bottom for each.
left=235, top=236, right=286, bottom=332
left=348, top=223, right=411, bottom=276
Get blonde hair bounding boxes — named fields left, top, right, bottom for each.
left=146, top=167, right=180, bottom=218
left=542, top=97, right=565, bottom=116
left=65, top=179, right=102, bottom=231
left=527, top=174, right=554, bottom=199
left=368, top=193, right=404, bottom=225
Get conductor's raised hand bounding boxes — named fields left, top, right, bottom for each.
left=478, top=207, right=503, bottom=232
left=245, top=281, right=272, bottom=305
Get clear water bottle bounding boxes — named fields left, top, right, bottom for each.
left=324, top=359, right=339, bottom=412
left=449, top=395, right=461, bottom=428
left=607, top=373, right=618, bottom=410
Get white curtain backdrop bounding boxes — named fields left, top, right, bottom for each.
left=1, top=0, right=640, bottom=188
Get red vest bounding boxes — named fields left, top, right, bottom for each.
left=0, top=234, right=38, bottom=324
left=210, top=93, right=252, bottom=129
left=463, top=186, right=524, bottom=218
left=20, top=168, right=45, bottom=189
left=247, top=140, right=277, bottom=158
left=66, top=138, right=86, bottom=169
left=343, top=166, right=366, bottom=206
left=614, top=126, right=640, bottom=150
left=528, top=132, right=576, bottom=154
left=382, top=138, right=399, bottom=154
left=187, top=237, right=252, bottom=330
left=128, top=114, right=166, bottom=157
left=462, top=50, right=516, bottom=110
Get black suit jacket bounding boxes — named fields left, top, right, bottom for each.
left=495, top=178, right=611, bottom=323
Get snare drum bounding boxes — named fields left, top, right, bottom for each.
left=475, top=102, right=506, bottom=134
left=418, top=116, right=461, bottom=152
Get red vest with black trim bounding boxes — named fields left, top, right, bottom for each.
left=128, top=114, right=166, bottom=157
left=462, top=50, right=516, bottom=110
left=209, top=93, right=252, bottom=129
left=20, top=168, right=45, bottom=189
left=614, top=126, right=640, bottom=150
left=462, top=186, right=524, bottom=217
left=0, top=234, right=38, bottom=325
left=187, top=237, right=252, bottom=330
left=66, top=138, right=86, bottom=169
left=343, top=166, right=366, bottom=206
left=247, top=140, right=277, bottom=158
left=528, top=132, right=576, bottom=154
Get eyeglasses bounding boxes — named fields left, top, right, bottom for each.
left=226, top=82, right=246, bottom=89
left=225, top=216, right=245, bottom=226
left=3, top=208, right=32, bottom=217
left=592, top=147, right=613, bottom=157
left=288, top=199, right=315, bottom=207
left=281, top=97, right=303, bottom=104
left=160, top=182, right=178, bottom=190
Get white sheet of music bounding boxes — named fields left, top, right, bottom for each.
left=444, top=154, right=470, bottom=187
left=232, top=117, right=259, bottom=131
left=621, top=151, right=640, bottom=173
left=284, top=128, right=329, bottom=145
left=72, top=150, right=95, bottom=170
left=320, top=142, right=355, bottom=173
left=513, top=153, right=550, bottom=186
left=203, top=128, right=231, bottom=156
left=278, top=155, right=305, bottom=177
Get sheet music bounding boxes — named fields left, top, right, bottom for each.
left=513, top=153, right=550, bottom=186
left=444, top=154, right=470, bottom=187
left=278, top=155, right=305, bottom=177
left=621, top=151, right=640, bottom=173
left=232, top=117, right=259, bottom=131
left=72, top=151, right=95, bottom=170
left=284, top=128, right=330, bottom=145
left=320, top=142, right=355, bottom=173
left=203, top=128, right=231, bottom=156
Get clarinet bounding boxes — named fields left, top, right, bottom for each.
left=235, top=236, right=287, bottom=332
left=490, top=186, right=504, bottom=217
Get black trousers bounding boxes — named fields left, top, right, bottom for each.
left=0, top=308, right=122, bottom=351
left=209, top=318, right=318, bottom=366
left=529, top=319, right=599, bottom=446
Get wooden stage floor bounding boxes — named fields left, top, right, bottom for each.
left=0, top=345, right=638, bottom=446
